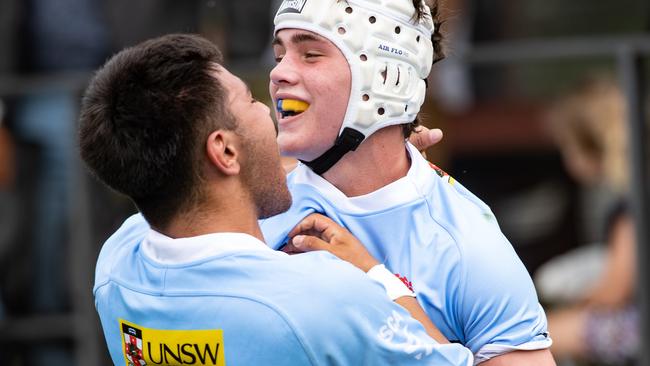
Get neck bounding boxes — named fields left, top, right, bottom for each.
left=156, top=187, right=264, bottom=241
left=323, top=126, right=410, bottom=197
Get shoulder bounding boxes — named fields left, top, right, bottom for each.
left=94, top=213, right=150, bottom=291
left=419, top=162, right=550, bottom=356
left=281, top=251, right=385, bottom=301
left=226, top=252, right=379, bottom=363
left=421, top=162, right=516, bottom=283
left=262, top=252, right=389, bottom=338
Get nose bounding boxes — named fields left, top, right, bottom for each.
left=269, top=55, right=299, bottom=87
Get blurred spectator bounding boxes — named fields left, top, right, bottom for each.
left=2, top=1, right=202, bottom=363
left=0, top=103, right=6, bottom=365
left=9, top=0, right=110, bottom=364
left=0, top=100, right=12, bottom=187
left=0, top=98, right=16, bottom=278
left=535, top=77, right=639, bottom=365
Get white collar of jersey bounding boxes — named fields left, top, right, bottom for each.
left=292, top=142, right=435, bottom=214
left=141, top=229, right=275, bottom=265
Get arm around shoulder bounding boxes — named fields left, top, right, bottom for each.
left=291, top=254, right=473, bottom=365
left=479, top=349, right=556, bottom=366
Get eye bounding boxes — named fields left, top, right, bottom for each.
left=274, top=55, right=284, bottom=63
left=251, top=98, right=259, bottom=104
left=305, top=52, right=321, bottom=59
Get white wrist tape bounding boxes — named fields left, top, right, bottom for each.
left=367, top=264, right=415, bottom=300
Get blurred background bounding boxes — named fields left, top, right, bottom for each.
left=0, top=0, right=648, bottom=365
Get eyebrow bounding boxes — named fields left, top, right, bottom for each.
left=271, top=32, right=324, bottom=47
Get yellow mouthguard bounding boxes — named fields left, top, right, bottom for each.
left=278, top=99, right=309, bottom=113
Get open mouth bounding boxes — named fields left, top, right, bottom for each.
left=277, top=99, right=310, bottom=118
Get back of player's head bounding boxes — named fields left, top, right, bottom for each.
left=79, top=34, right=236, bottom=228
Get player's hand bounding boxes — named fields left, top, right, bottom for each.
left=409, top=126, right=443, bottom=160
left=286, top=213, right=379, bottom=272
left=280, top=126, right=443, bottom=174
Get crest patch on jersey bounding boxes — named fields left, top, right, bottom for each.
left=119, top=319, right=225, bottom=366
left=122, top=322, right=146, bottom=366
left=428, top=162, right=456, bottom=185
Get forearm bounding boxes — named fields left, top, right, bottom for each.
left=394, top=296, right=449, bottom=344
left=480, top=349, right=556, bottom=366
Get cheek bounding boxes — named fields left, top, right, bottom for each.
left=316, top=71, right=350, bottom=122
left=317, top=88, right=347, bottom=134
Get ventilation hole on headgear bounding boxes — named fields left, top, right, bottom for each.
left=395, top=26, right=401, bottom=34
left=396, top=68, right=401, bottom=86
left=338, top=27, right=346, bottom=35
left=363, top=94, right=370, bottom=101
left=416, top=35, right=421, bottom=42
left=369, top=16, right=376, bottom=24
left=405, top=105, right=408, bottom=112
left=345, top=6, right=353, bottom=14
left=381, top=66, right=387, bottom=84
left=360, top=54, right=368, bottom=61
left=378, top=108, right=385, bottom=115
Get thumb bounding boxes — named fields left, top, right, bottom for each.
left=410, top=127, right=443, bottom=151
left=292, top=235, right=329, bottom=252
left=426, top=128, right=443, bottom=145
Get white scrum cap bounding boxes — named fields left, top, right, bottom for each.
left=274, top=0, right=435, bottom=143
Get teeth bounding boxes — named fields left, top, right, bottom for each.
left=277, top=99, right=309, bottom=118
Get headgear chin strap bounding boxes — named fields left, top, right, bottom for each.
left=274, top=0, right=435, bottom=175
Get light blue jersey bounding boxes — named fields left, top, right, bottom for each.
left=95, top=215, right=473, bottom=366
left=260, top=143, right=552, bottom=363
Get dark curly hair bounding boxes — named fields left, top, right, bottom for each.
left=334, top=0, right=445, bottom=138
left=403, top=0, right=446, bottom=137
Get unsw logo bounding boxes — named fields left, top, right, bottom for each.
left=120, top=320, right=225, bottom=366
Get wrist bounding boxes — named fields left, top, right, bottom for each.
left=366, top=264, right=415, bottom=301
left=360, top=258, right=380, bottom=273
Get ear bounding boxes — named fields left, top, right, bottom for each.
left=205, top=130, right=241, bottom=176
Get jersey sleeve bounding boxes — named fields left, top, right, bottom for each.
left=288, top=253, right=474, bottom=366
left=456, top=226, right=552, bottom=363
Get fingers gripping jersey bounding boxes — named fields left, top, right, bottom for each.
left=260, top=143, right=552, bottom=363
left=94, top=215, right=473, bottom=365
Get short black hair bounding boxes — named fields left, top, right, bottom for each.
left=79, top=34, right=235, bottom=228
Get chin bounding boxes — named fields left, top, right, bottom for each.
left=279, top=144, right=322, bottom=162
left=258, top=189, right=292, bottom=219
left=279, top=146, right=308, bottom=161
left=277, top=130, right=335, bottom=162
